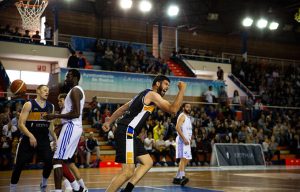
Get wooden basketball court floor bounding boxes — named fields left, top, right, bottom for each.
left=1, top=166, right=300, bottom=192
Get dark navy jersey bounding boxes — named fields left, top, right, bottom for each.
left=118, top=89, right=156, bottom=135
left=24, top=99, right=54, bottom=144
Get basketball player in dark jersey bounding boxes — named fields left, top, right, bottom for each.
left=102, top=75, right=186, bottom=192
left=10, top=85, right=57, bottom=192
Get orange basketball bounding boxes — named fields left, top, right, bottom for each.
left=10, top=79, right=27, bottom=96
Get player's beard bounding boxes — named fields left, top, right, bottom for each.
left=157, top=84, right=167, bottom=97
left=184, top=108, right=191, bottom=114
left=63, top=81, right=73, bottom=93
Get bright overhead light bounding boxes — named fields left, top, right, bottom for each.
left=119, top=0, right=132, bottom=10
left=167, top=5, right=179, bottom=17
left=139, top=0, right=152, bottom=12
left=242, top=17, right=253, bottom=27
left=269, top=21, right=279, bottom=30
left=256, top=18, right=268, bottom=29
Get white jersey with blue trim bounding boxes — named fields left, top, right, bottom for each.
left=177, top=112, right=193, bottom=140
left=61, top=85, right=85, bottom=127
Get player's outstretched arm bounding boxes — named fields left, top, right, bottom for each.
left=148, top=81, right=186, bottom=115
left=102, top=101, right=131, bottom=132
left=44, top=87, right=82, bottom=120
left=18, top=101, right=37, bottom=147
left=48, top=104, right=57, bottom=142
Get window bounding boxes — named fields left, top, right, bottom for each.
left=6, top=70, right=50, bottom=85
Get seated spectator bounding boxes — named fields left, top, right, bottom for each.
left=104, top=46, right=114, bottom=60
left=85, top=132, right=101, bottom=168
left=2, top=119, right=18, bottom=139
left=164, top=135, right=176, bottom=165
left=107, top=124, right=116, bottom=148
left=2, top=24, right=12, bottom=40
left=22, top=30, right=31, bottom=43
left=190, top=135, right=199, bottom=166
left=203, top=86, right=215, bottom=104
left=139, top=127, right=147, bottom=142
left=269, top=135, right=280, bottom=161
left=32, top=31, right=41, bottom=44
left=77, top=135, right=87, bottom=168
left=91, top=105, right=102, bottom=132
left=12, top=27, right=22, bottom=42
left=262, top=137, right=272, bottom=165
left=78, top=51, right=87, bottom=69
left=153, top=120, right=165, bottom=141
left=144, top=132, right=155, bottom=161
left=67, top=50, right=79, bottom=68
left=153, top=134, right=168, bottom=166
left=0, top=136, right=12, bottom=170
left=238, top=125, right=247, bottom=143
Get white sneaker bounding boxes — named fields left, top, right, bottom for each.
left=83, top=188, right=89, bottom=192
left=174, top=162, right=178, bottom=166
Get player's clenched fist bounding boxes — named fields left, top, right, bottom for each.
left=102, top=122, right=110, bottom=132
left=177, top=81, right=187, bottom=90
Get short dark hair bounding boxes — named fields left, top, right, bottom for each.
left=68, top=69, right=81, bottom=81
left=152, top=75, right=170, bottom=86
left=58, top=93, right=67, bottom=99
left=37, top=84, right=48, bottom=90
left=182, top=103, right=190, bottom=108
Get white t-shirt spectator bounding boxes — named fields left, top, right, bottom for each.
left=262, top=141, right=269, bottom=152
left=144, top=137, right=154, bottom=150
left=2, top=124, right=18, bottom=139
left=165, top=139, right=176, bottom=148
left=232, top=96, right=241, bottom=104
left=204, top=90, right=214, bottom=103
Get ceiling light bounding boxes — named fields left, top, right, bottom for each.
left=256, top=18, right=268, bottom=29
left=242, top=17, right=253, bottom=27
left=119, top=0, right=132, bottom=10
left=139, top=0, right=152, bottom=12
left=269, top=22, right=279, bottom=30
left=167, top=5, right=179, bottom=17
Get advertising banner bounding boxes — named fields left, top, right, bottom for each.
left=60, top=68, right=225, bottom=97
left=211, top=143, right=265, bottom=166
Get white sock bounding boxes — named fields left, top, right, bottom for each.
left=77, top=178, right=86, bottom=188
left=179, top=171, right=185, bottom=178
left=10, top=184, right=17, bottom=192
left=63, top=179, right=72, bottom=189
left=175, top=171, right=181, bottom=178
left=41, top=177, right=48, bottom=187
left=71, top=180, right=80, bottom=190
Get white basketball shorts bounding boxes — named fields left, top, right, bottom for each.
left=176, top=136, right=192, bottom=160
left=53, top=121, right=82, bottom=160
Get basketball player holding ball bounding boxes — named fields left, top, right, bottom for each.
left=10, top=84, right=57, bottom=192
